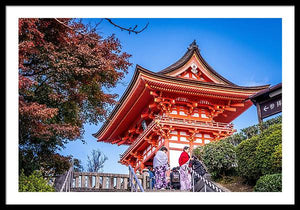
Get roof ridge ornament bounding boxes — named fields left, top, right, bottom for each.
left=191, top=63, right=198, bottom=74
left=188, top=40, right=199, bottom=50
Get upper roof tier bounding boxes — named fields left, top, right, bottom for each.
left=157, top=40, right=236, bottom=86
left=93, top=41, right=270, bottom=142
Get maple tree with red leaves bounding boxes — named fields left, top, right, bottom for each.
left=19, top=18, right=132, bottom=176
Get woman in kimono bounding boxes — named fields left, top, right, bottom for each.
left=178, top=146, right=192, bottom=191
left=153, top=146, right=169, bottom=190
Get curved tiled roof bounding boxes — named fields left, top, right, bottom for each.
left=157, top=40, right=237, bottom=86
left=92, top=41, right=270, bottom=140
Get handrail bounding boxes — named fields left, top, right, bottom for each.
left=191, top=160, right=224, bottom=192
left=59, top=164, right=73, bottom=192
left=128, top=165, right=144, bottom=192
left=159, top=116, right=233, bottom=129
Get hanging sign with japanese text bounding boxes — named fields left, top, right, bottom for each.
left=259, top=96, right=282, bottom=119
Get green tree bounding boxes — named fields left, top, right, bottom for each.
left=72, top=158, right=84, bottom=172
left=221, top=133, right=246, bottom=147
left=255, top=124, right=282, bottom=175
left=223, top=115, right=282, bottom=147
left=236, top=123, right=282, bottom=183
left=271, top=143, right=282, bottom=173
left=241, top=124, right=259, bottom=139
left=195, top=141, right=237, bottom=179
left=236, top=135, right=261, bottom=182
left=19, top=170, right=55, bottom=192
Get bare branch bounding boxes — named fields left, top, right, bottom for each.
left=104, top=18, right=149, bottom=34
left=54, top=18, right=148, bottom=37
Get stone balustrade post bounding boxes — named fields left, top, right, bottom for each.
left=110, top=176, right=114, bottom=189
left=116, top=177, right=121, bottom=189
left=87, top=175, right=93, bottom=188
left=75, top=175, right=79, bottom=188
left=123, top=177, right=128, bottom=190
left=102, top=176, right=107, bottom=189
left=81, top=175, right=86, bottom=188
left=95, top=175, right=100, bottom=188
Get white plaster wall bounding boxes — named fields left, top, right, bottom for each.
left=169, top=143, right=189, bottom=169
left=169, top=150, right=182, bottom=169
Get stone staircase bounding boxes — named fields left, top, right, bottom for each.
left=54, top=165, right=230, bottom=192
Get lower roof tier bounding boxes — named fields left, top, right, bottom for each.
left=119, top=115, right=237, bottom=163
left=93, top=65, right=269, bottom=145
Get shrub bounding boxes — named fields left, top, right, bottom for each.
left=193, top=116, right=282, bottom=184
left=19, top=170, right=55, bottom=192
left=260, top=115, right=282, bottom=131
left=260, top=123, right=282, bottom=140
left=223, top=115, right=282, bottom=147
left=256, top=125, right=282, bottom=175
left=254, top=173, right=282, bottom=192
left=236, top=135, right=261, bottom=182
left=192, top=145, right=204, bottom=160
left=235, top=123, right=282, bottom=183
left=241, top=124, right=260, bottom=139
left=221, top=133, right=246, bottom=146
left=271, top=144, right=282, bottom=172
left=195, top=140, right=237, bottom=179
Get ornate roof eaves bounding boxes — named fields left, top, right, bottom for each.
left=93, top=62, right=271, bottom=139
left=137, top=64, right=271, bottom=92
left=92, top=65, right=145, bottom=139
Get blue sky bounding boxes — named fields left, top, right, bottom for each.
left=57, top=18, right=282, bottom=174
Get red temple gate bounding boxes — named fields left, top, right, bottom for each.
left=93, top=41, right=270, bottom=172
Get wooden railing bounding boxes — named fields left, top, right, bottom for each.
left=120, top=116, right=234, bottom=161
left=159, top=116, right=234, bottom=130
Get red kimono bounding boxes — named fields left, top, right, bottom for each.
left=179, top=151, right=190, bottom=166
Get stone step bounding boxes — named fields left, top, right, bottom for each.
left=145, top=189, right=183, bottom=192
left=70, top=187, right=191, bottom=192
left=70, top=187, right=129, bottom=192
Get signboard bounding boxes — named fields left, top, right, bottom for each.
left=249, top=83, right=282, bottom=123
left=259, top=96, right=282, bottom=119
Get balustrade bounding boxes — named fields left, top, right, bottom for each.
left=71, top=172, right=147, bottom=191
left=159, top=116, right=234, bottom=130
left=55, top=167, right=228, bottom=192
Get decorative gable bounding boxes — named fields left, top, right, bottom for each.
left=169, top=52, right=224, bottom=84
left=177, top=61, right=215, bottom=83
left=158, top=40, right=234, bottom=86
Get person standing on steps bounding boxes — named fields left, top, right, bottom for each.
left=153, top=146, right=169, bottom=190
left=178, top=146, right=192, bottom=191
left=147, top=166, right=155, bottom=190
left=170, top=166, right=181, bottom=190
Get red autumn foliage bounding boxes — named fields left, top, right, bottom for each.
left=19, top=18, right=132, bottom=175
